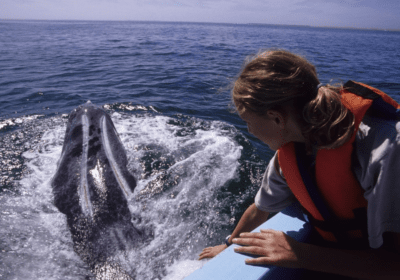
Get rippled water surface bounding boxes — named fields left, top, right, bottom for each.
left=0, top=20, right=399, bottom=279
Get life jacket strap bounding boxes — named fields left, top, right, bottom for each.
left=344, top=80, right=400, bottom=120
left=294, top=142, right=369, bottom=248
left=301, top=207, right=366, bottom=231
left=301, top=206, right=369, bottom=249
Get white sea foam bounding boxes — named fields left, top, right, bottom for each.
left=163, top=260, right=207, bottom=280
left=0, top=115, right=44, bottom=130
left=0, top=111, right=243, bottom=280
left=111, top=112, right=242, bottom=279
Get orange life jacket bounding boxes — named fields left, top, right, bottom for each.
left=277, top=80, right=400, bottom=247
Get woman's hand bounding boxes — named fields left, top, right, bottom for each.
left=198, top=244, right=228, bottom=260
left=232, top=229, right=304, bottom=268
left=198, top=204, right=270, bottom=261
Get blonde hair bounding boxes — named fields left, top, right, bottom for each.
left=232, top=49, right=355, bottom=150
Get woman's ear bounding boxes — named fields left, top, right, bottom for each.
left=266, top=110, right=285, bottom=127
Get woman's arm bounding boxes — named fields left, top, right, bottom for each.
left=198, top=203, right=270, bottom=260
left=233, top=230, right=400, bottom=279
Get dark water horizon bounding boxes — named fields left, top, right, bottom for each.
left=0, top=20, right=399, bottom=279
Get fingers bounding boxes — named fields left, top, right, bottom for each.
left=236, top=229, right=279, bottom=240
left=234, top=245, right=266, bottom=256
left=260, top=229, right=279, bottom=234
left=198, top=231, right=284, bottom=261
left=198, top=244, right=227, bottom=260
left=201, top=247, right=214, bottom=251
left=198, top=253, right=209, bottom=260
left=244, top=257, right=272, bottom=266
left=236, top=231, right=265, bottom=239
left=231, top=230, right=279, bottom=258
left=232, top=231, right=273, bottom=247
left=198, top=252, right=211, bottom=260
left=198, top=248, right=212, bottom=260
left=232, top=237, right=263, bottom=247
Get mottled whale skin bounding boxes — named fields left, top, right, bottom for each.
left=51, top=102, right=140, bottom=277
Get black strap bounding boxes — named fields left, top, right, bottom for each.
left=295, top=142, right=333, bottom=222
left=344, top=80, right=400, bottom=120
left=344, top=80, right=380, bottom=100
left=294, top=142, right=369, bottom=248
left=302, top=207, right=367, bottom=232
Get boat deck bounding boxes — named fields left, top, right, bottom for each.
left=184, top=202, right=312, bottom=280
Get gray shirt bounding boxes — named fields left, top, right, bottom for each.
left=255, top=115, right=400, bottom=248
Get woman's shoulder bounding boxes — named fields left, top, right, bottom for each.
left=353, top=114, right=400, bottom=190
left=354, top=116, right=400, bottom=249
left=356, top=114, right=399, bottom=146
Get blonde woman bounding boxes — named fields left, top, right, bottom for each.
left=199, top=50, right=400, bottom=279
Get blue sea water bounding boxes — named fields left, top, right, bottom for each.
left=0, top=20, right=399, bottom=279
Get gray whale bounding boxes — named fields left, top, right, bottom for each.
left=51, top=101, right=141, bottom=278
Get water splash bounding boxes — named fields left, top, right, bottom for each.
left=0, top=107, right=266, bottom=280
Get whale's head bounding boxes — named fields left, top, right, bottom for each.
left=51, top=102, right=141, bottom=274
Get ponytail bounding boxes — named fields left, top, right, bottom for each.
left=302, top=84, right=355, bottom=150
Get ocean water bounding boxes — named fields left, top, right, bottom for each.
left=0, top=20, right=399, bottom=280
